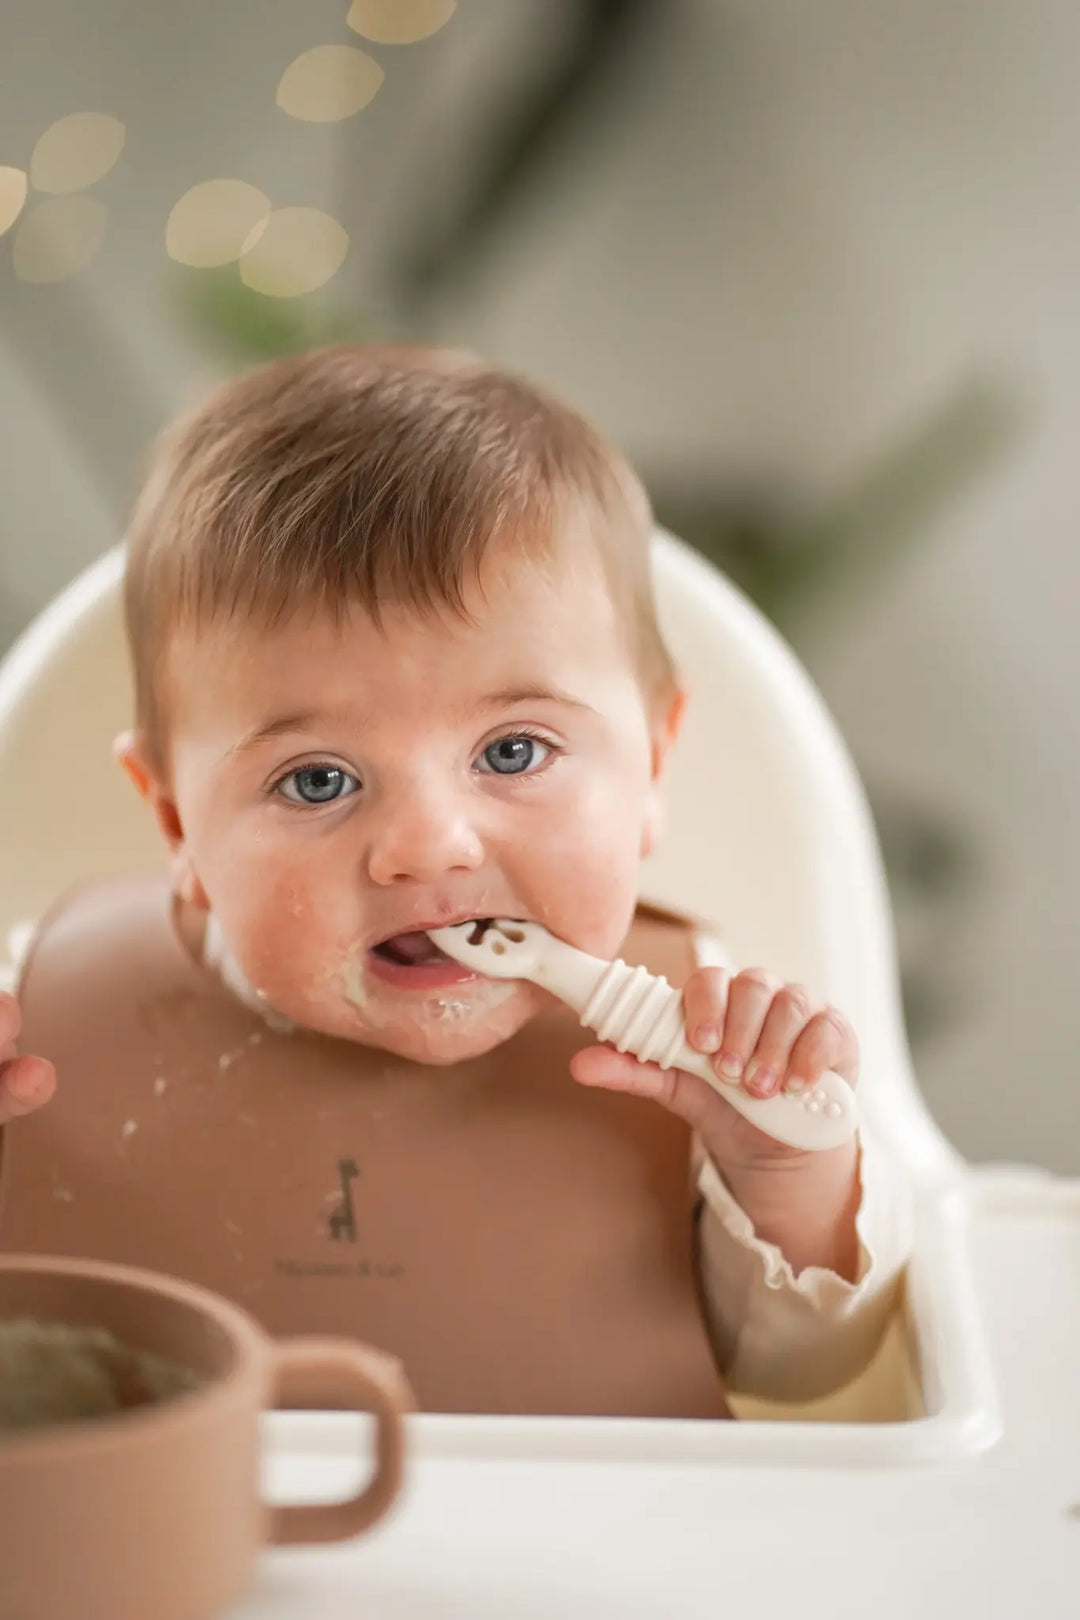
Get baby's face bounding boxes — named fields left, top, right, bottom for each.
left=152, top=540, right=679, bottom=1064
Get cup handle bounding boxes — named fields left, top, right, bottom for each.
left=265, top=1337, right=415, bottom=1546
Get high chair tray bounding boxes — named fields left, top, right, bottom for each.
left=235, top=1167, right=1080, bottom=1619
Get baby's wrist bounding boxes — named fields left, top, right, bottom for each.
left=712, top=1140, right=862, bottom=1280
left=717, top=1139, right=858, bottom=1202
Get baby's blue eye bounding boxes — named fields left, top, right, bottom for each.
left=277, top=765, right=359, bottom=805
left=478, top=736, right=550, bottom=776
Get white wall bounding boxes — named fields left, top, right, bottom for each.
left=0, top=0, right=1076, bottom=1169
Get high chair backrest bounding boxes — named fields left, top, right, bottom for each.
left=0, top=534, right=955, bottom=1176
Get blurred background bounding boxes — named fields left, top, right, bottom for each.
left=0, top=0, right=1075, bottom=1170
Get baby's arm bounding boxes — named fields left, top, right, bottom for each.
left=0, top=992, right=55, bottom=1126
left=694, top=1124, right=910, bottom=1400
left=572, top=955, right=866, bottom=1263
left=571, top=943, right=912, bottom=1399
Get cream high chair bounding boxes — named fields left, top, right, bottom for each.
left=0, top=536, right=1077, bottom=1616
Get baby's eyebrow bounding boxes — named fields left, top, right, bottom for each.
left=226, top=687, right=594, bottom=761
left=472, top=685, right=594, bottom=714
left=226, top=709, right=334, bottom=759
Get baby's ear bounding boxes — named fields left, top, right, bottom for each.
left=641, top=682, right=688, bottom=858
left=113, top=730, right=209, bottom=910
left=113, top=728, right=181, bottom=845
left=113, top=730, right=154, bottom=802
left=113, top=728, right=180, bottom=843
left=113, top=729, right=173, bottom=819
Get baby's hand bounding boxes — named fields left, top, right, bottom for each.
left=570, top=966, right=859, bottom=1172
left=0, top=991, right=55, bottom=1127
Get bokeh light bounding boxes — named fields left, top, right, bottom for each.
left=238, top=206, right=349, bottom=297
left=346, top=0, right=456, bottom=46
left=0, top=168, right=28, bottom=237
left=165, top=179, right=272, bottom=268
left=13, top=195, right=108, bottom=282
left=29, top=113, right=125, bottom=195
left=276, top=44, right=384, bottom=122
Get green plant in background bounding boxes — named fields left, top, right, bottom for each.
left=175, top=267, right=375, bottom=365
left=173, top=0, right=1022, bottom=1049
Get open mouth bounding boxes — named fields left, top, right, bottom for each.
left=372, top=932, right=454, bottom=968
left=372, top=918, right=498, bottom=968
left=366, top=924, right=486, bottom=990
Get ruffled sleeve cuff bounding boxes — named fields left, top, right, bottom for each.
left=695, top=1125, right=913, bottom=1401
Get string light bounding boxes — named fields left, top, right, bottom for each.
left=0, top=168, right=28, bottom=238
left=276, top=44, right=384, bottom=122
left=29, top=112, right=125, bottom=195
left=238, top=206, right=349, bottom=297
left=165, top=179, right=271, bottom=268
left=346, top=0, right=456, bottom=44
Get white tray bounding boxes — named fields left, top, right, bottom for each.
left=230, top=1168, right=1080, bottom=1618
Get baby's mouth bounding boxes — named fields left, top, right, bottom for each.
left=366, top=927, right=482, bottom=990
left=372, top=931, right=454, bottom=968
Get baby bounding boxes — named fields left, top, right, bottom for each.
left=0, top=346, right=907, bottom=1408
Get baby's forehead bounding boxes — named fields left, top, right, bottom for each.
left=171, top=538, right=616, bottom=661
left=161, top=548, right=629, bottom=724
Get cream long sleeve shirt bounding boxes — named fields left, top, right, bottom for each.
left=3, top=911, right=912, bottom=1405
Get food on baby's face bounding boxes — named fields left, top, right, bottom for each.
left=0, top=1317, right=202, bottom=1434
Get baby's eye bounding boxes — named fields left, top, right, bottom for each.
left=476, top=735, right=551, bottom=777
left=276, top=764, right=360, bottom=805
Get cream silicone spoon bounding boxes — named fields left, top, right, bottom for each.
left=427, top=919, right=857, bottom=1153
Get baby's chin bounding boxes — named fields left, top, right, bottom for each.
left=358, top=1007, right=535, bottom=1067
left=288, top=978, right=548, bottom=1067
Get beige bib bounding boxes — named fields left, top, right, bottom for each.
left=0, top=876, right=729, bottom=1418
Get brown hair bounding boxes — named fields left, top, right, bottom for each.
left=124, top=344, right=675, bottom=767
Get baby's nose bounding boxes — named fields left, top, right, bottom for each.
left=365, top=794, right=485, bottom=886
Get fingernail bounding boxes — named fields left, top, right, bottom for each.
left=746, top=1063, right=778, bottom=1096
left=693, top=1023, right=721, bottom=1054
left=786, top=1075, right=807, bottom=1094
left=717, top=1053, right=743, bottom=1080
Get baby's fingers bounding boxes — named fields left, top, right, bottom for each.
left=714, top=968, right=780, bottom=1087
left=0, top=1053, right=55, bottom=1125
left=787, top=1008, right=860, bottom=1090
left=742, top=981, right=819, bottom=1098
left=0, top=991, right=55, bottom=1123
left=683, top=966, right=730, bottom=1056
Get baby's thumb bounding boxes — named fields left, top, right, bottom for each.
left=571, top=1044, right=670, bottom=1098
left=570, top=1044, right=728, bottom=1136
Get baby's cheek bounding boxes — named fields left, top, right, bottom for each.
left=223, top=874, right=352, bottom=1010
left=232, top=928, right=314, bottom=1013
left=538, top=822, right=642, bottom=958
